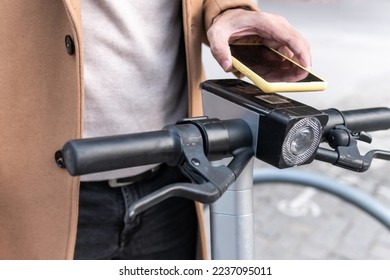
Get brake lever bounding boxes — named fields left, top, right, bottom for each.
left=316, top=124, right=390, bottom=172
left=128, top=182, right=220, bottom=220
left=361, top=149, right=390, bottom=171
left=127, top=123, right=253, bottom=221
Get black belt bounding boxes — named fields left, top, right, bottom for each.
left=108, top=165, right=162, bottom=187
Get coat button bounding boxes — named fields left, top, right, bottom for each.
left=65, top=35, right=75, bottom=55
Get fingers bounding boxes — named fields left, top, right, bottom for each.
left=206, top=9, right=312, bottom=72
left=206, top=22, right=234, bottom=72
left=207, top=10, right=258, bottom=72
left=258, top=12, right=312, bottom=68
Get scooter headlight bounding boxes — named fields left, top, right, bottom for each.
left=257, top=110, right=327, bottom=169
left=282, top=117, right=322, bottom=166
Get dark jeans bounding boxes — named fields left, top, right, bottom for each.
left=74, top=165, right=197, bottom=260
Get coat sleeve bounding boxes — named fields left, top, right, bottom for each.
left=203, top=0, right=260, bottom=31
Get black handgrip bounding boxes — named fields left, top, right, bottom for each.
left=59, top=130, right=182, bottom=176
left=323, top=107, right=390, bottom=133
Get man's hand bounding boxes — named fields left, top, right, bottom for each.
left=207, top=9, right=311, bottom=72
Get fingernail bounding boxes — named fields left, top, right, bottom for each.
left=222, top=60, right=231, bottom=72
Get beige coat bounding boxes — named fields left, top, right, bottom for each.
left=0, top=0, right=257, bottom=259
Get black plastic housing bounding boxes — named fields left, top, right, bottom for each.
left=201, top=79, right=328, bottom=168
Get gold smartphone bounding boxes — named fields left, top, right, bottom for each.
left=230, top=43, right=327, bottom=93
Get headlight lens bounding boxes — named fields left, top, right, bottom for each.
left=282, top=117, right=322, bottom=166
left=290, top=127, right=315, bottom=155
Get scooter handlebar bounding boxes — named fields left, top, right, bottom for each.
left=56, top=119, right=253, bottom=177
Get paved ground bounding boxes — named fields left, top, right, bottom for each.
left=203, top=0, right=390, bottom=259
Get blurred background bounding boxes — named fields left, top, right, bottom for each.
left=203, top=0, right=390, bottom=259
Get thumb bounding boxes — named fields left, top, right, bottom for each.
left=207, top=28, right=233, bottom=72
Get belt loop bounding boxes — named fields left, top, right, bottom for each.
left=107, top=165, right=162, bottom=188
left=108, top=179, right=135, bottom=188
